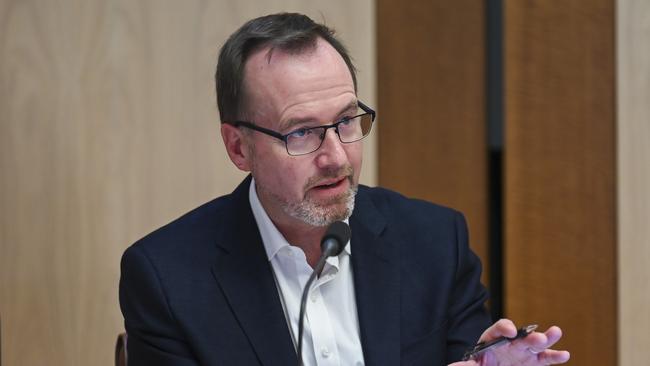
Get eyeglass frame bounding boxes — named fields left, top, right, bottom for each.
left=224, top=100, right=376, bottom=156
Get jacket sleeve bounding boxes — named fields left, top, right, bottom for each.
left=445, top=211, right=491, bottom=363
left=119, top=244, right=200, bottom=366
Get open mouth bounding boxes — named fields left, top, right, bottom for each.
left=313, top=178, right=346, bottom=190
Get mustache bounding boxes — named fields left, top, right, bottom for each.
left=304, top=165, right=354, bottom=190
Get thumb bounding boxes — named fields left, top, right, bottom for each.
left=449, top=361, right=479, bottom=366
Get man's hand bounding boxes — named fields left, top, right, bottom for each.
left=449, top=319, right=570, bottom=366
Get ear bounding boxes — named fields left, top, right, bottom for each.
left=220, top=123, right=252, bottom=171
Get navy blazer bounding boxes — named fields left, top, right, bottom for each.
left=119, top=177, right=490, bottom=365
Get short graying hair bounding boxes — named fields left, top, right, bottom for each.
left=215, top=12, right=357, bottom=123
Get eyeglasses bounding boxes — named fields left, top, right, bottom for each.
left=226, top=101, right=376, bottom=156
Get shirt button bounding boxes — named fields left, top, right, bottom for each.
left=321, top=347, right=331, bottom=358
left=310, top=293, right=318, bottom=302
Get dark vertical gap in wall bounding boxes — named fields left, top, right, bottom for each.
left=486, top=0, right=504, bottom=322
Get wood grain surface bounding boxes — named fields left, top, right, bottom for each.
left=0, top=1, right=375, bottom=364
left=377, top=0, right=489, bottom=279
left=504, top=1, right=616, bottom=365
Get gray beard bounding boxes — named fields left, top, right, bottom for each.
left=251, top=154, right=358, bottom=227
left=280, top=183, right=357, bottom=227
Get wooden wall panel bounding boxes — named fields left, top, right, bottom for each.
left=377, top=1, right=489, bottom=277
left=0, top=1, right=375, bottom=365
left=504, top=1, right=616, bottom=365
left=617, top=0, right=650, bottom=364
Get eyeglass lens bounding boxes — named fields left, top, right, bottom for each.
left=286, top=114, right=373, bottom=155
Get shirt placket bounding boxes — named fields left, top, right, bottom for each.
left=306, top=264, right=340, bottom=366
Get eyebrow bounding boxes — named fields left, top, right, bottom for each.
left=281, top=101, right=359, bottom=131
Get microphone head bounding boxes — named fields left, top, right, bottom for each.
left=320, top=221, right=351, bottom=256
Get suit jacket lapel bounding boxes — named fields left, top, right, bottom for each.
left=211, top=177, right=298, bottom=366
left=350, top=190, right=401, bottom=366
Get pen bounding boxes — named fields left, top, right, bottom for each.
left=462, top=324, right=538, bottom=361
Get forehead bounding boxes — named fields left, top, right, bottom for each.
left=242, top=38, right=356, bottom=127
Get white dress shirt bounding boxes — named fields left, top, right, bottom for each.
left=249, top=179, right=366, bottom=366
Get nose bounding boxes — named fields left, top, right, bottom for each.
left=315, top=128, right=348, bottom=169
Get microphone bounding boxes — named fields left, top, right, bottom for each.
left=296, top=221, right=351, bottom=366
left=319, top=221, right=349, bottom=258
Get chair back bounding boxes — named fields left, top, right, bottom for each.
left=115, top=333, right=127, bottom=366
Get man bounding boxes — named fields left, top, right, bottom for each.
left=120, top=13, right=570, bottom=366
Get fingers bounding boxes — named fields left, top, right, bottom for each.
left=533, top=326, right=570, bottom=364
left=512, top=325, right=569, bottom=365
left=448, top=361, right=479, bottom=366
left=536, top=349, right=571, bottom=364
left=513, top=325, right=563, bottom=352
left=478, top=320, right=570, bottom=365
left=543, top=325, right=563, bottom=348
left=479, top=318, right=518, bottom=341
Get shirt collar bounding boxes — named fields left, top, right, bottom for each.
left=248, top=178, right=351, bottom=262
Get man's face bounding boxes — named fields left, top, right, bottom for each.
left=240, top=38, right=362, bottom=227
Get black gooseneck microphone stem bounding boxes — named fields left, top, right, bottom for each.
left=297, top=253, right=330, bottom=366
